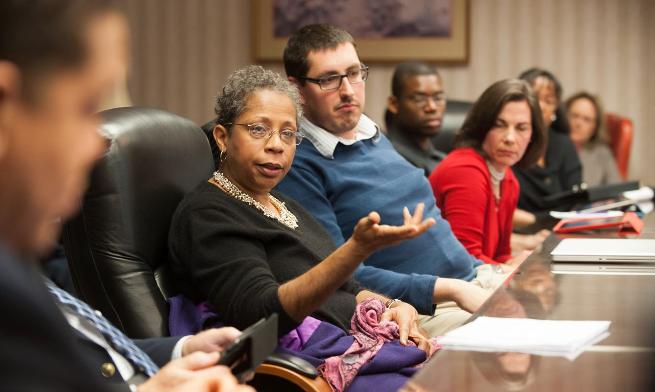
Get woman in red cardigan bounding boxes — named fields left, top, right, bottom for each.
left=429, top=79, right=546, bottom=265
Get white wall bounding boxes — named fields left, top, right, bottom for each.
left=121, top=0, right=655, bottom=183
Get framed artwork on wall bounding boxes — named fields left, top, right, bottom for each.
left=252, top=0, right=469, bottom=63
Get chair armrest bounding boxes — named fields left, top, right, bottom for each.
left=264, top=352, right=317, bottom=378
left=255, top=355, right=331, bottom=392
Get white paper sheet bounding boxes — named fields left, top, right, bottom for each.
left=549, top=210, right=624, bottom=220
left=437, top=317, right=611, bottom=361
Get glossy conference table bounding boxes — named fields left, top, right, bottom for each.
left=404, top=213, right=655, bottom=392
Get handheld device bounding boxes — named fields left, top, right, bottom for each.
left=218, top=313, right=278, bottom=380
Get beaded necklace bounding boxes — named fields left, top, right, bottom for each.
left=486, top=161, right=506, bottom=187
left=486, top=161, right=506, bottom=203
left=212, top=171, right=298, bottom=230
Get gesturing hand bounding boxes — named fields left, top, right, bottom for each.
left=351, top=203, right=436, bottom=255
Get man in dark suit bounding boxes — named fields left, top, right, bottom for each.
left=0, top=1, right=252, bottom=391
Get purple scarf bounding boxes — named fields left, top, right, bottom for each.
left=168, top=295, right=438, bottom=392
left=319, top=298, right=439, bottom=391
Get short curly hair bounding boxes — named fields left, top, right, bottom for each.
left=214, top=65, right=302, bottom=128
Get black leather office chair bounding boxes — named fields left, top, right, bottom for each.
left=63, top=107, right=328, bottom=391
left=432, top=99, right=472, bottom=153
left=63, top=107, right=205, bottom=336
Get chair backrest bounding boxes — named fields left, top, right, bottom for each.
left=63, top=107, right=214, bottom=338
left=605, top=113, right=633, bottom=180
left=432, top=99, right=472, bottom=153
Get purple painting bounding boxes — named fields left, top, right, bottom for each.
left=273, top=0, right=452, bottom=38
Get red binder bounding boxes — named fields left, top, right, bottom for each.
left=553, top=212, right=643, bottom=234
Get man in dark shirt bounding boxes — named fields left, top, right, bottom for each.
left=385, top=61, right=448, bottom=176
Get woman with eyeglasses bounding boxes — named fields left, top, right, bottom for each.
left=169, top=65, right=439, bottom=390
left=566, top=92, right=621, bottom=186
left=512, top=68, right=583, bottom=226
left=429, top=79, right=547, bottom=266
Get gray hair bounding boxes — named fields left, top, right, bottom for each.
left=214, top=65, right=303, bottom=129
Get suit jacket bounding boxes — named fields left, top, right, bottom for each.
left=0, top=244, right=179, bottom=391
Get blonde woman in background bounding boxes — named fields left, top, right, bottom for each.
left=566, top=92, right=621, bottom=187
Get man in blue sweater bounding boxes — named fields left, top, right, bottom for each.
left=276, top=24, right=504, bottom=335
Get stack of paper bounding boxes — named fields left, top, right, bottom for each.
left=623, top=186, right=654, bottom=214
left=438, top=317, right=610, bottom=360
left=549, top=210, right=623, bottom=220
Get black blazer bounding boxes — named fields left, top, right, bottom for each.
left=0, top=244, right=179, bottom=391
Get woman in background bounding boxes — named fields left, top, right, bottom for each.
left=429, top=79, right=546, bottom=265
left=513, top=68, right=582, bottom=225
left=566, top=92, right=621, bottom=186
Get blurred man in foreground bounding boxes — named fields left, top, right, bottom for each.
left=0, top=1, right=252, bottom=391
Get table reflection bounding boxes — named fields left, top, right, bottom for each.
left=468, top=287, right=545, bottom=390
left=406, top=214, right=655, bottom=391
left=510, top=260, right=559, bottom=314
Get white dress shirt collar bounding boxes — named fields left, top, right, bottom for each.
left=300, top=114, right=380, bottom=159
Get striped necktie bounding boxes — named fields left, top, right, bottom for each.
left=45, top=280, right=159, bottom=377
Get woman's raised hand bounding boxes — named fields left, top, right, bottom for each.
left=351, top=203, right=436, bottom=255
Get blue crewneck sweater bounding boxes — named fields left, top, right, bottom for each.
left=276, top=129, right=481, bottom=314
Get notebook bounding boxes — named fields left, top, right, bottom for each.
left=437, top=316, right=610, bottom=360
left=550, top=238, right=655, bottom=262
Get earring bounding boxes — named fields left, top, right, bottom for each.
left=219, top=149, right=228, bottom=165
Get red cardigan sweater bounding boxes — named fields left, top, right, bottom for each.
left=429, top=148, right=518, bottom=264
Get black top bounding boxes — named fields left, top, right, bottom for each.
left=512, top=128, right=582, bottom=214
left=168, top=181, right=361, bottom=335
left=387, top=125, right=447, bottom=177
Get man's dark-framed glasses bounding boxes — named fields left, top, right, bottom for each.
left=300, top=66, right=369, bottom=91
